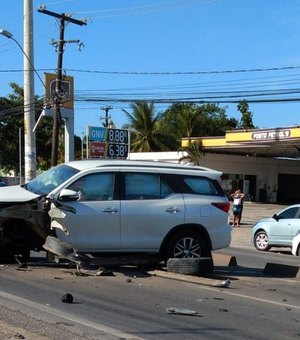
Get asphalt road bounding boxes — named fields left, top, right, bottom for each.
left=0, top=252, right=299, bottom=340
left=0, top=202, right=299, bottom=339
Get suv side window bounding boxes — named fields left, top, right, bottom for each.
left=124, top=172, right=172, bottom=200
left=68, top=172, right=114, bottom=201
left=183, top=176, right=219, bottom=195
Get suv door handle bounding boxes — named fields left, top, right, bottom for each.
left=165, top=207, right=180, bottom=213
left=102, top=207, right=118, bottom=213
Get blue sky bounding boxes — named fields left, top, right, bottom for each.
left=1, top=0, right=300, bottom=136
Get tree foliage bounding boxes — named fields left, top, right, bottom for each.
left=179, top=140, right=204, bottom=166
left=123, top=101, right=175, bottom=152
left=0, top=84, right=25, bottom=174
left=237, top=100, right=256, bottom=129
left=156, top=103, right=238, bottom=150
left=0, top=83, right=80, bottom=174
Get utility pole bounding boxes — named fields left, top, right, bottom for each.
left=24, top=0, right=36, bottom=182
left=38, top=7, right=86, bottom=166
left=101, top=106, right=113, bottom=128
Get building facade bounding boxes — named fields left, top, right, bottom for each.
left=128, top=136, right=300, bottom=204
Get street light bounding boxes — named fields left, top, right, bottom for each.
left=0, top=29, right=45, bottom=89
left=0, top=27, right=39, bottom=183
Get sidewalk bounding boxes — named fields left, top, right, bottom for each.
left=230, top=202, right=287, bottom=248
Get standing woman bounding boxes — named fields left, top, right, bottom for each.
left=231, top=189, right=245, bottom=227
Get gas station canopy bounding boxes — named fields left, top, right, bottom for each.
left=182, top=126, right=300, bottom=159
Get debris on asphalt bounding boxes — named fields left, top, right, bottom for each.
left=75, top=266, right=114, bottom=277
left=61, top=293, right=73, bottom=303
left=166, top=307, right=201, bottom=316
left=219, top=308, right=228, bottom=312
left=16, top=266, right=31, bottom=272
left=212, top=278, right=231, bottom=288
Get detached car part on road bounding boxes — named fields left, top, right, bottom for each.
left=252, top=204, right=300, bottom=252
left=0, top=159, right=231, bottom=263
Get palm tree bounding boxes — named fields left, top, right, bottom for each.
left=123, top=101, right=170, bottom=152
left=179, top=139, right=204, bottom=166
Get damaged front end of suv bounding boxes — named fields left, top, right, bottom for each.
left=0, top=163, right=80, bottom=262
left=0, top=189, right=50, bottom=262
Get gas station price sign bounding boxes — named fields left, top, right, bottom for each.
left=107, top=128, right=129, bottom=144
left=107, top=143, right=128, bottom=158
left=87, top=126, right=130, bottom=159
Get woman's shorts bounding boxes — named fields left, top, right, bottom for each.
left=233, top=205, right=242, bottom=215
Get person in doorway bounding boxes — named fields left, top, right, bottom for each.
left=231, top=189, right=245, bottom=227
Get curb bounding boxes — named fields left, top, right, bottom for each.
left=150, top=255, right=300, bottom=286
left=212, top=253, right=238, bottom=267
left=148, top=269, right=222, bottom=287
left=263, top=263, right=300, bottom=278
left=213, top=253, right=300, bottom=278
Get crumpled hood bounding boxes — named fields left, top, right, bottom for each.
left=0, top=185, right=40, bottom=203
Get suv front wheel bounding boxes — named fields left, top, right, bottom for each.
left=165, top=229, right=209, bottom=260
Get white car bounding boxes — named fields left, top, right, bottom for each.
left=252, top=204, right=300, bottom=251
left=292, top=233, right=300, bottom=256
left=0, top=159, right=231, bottom=263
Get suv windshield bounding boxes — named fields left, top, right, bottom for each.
left=25, top=164, right=80, bottom=195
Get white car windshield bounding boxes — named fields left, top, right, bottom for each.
left=25, top=164, right=79, bottom=195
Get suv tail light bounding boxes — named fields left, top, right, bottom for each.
left=211, top=202, right=230, bottom=213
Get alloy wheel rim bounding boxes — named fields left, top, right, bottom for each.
left=174, top=237, right=201, bottom=258
left=256, top=233, right=268, bottom=249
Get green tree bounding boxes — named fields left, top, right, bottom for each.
left=123, top=101, right=174, bottom=152
left=157, top=103, right=238, bottom=149
left=193, top=103, right=238, bottom=136
left=179, top=139, right=204, bottom=166
left=0, top=83, right=81, bottom=174
left=237, top=100, right=256, bottom=129
left=157, top=103, right=198, bottom=149
left=0, top=84, right=25, bottom=174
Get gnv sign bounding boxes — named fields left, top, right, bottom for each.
left=88, top=126, right=107, bottom=142
left=87, top=125, right=130, bottom=159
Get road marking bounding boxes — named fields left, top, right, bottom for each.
left=0, top=290, right=144, bottom=340
left=198, top=285, right=300, bottom=310
left=152, top=270, right=300, bottom=311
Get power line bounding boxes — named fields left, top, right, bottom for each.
left=2, top=65, right=300, bottom=76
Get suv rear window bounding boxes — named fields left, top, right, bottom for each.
left=163, top=174, right=225, bottom=196
left=184, top=176, right=219, bottom=195
left=124, top=172, right=173, bottom=200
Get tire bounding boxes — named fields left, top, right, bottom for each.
left=254, top=231, right=271, bottom=251
left=167, top=257, right=213, bottom=275
left=165, top=230, right=209, bottom=260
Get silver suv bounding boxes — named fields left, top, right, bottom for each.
left=0, top=159, right=231, bottom=262
left=47, top=160, right=231, bottom=261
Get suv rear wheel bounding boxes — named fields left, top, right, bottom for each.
left=165, top=230, right=209, bottom=260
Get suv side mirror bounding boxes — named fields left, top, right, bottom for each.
left=272, top=213, right=279, bottom=221
left=59, top=189, right=79, bottom=202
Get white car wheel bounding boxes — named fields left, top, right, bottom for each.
left=254, top=231, right=271, bottom=251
